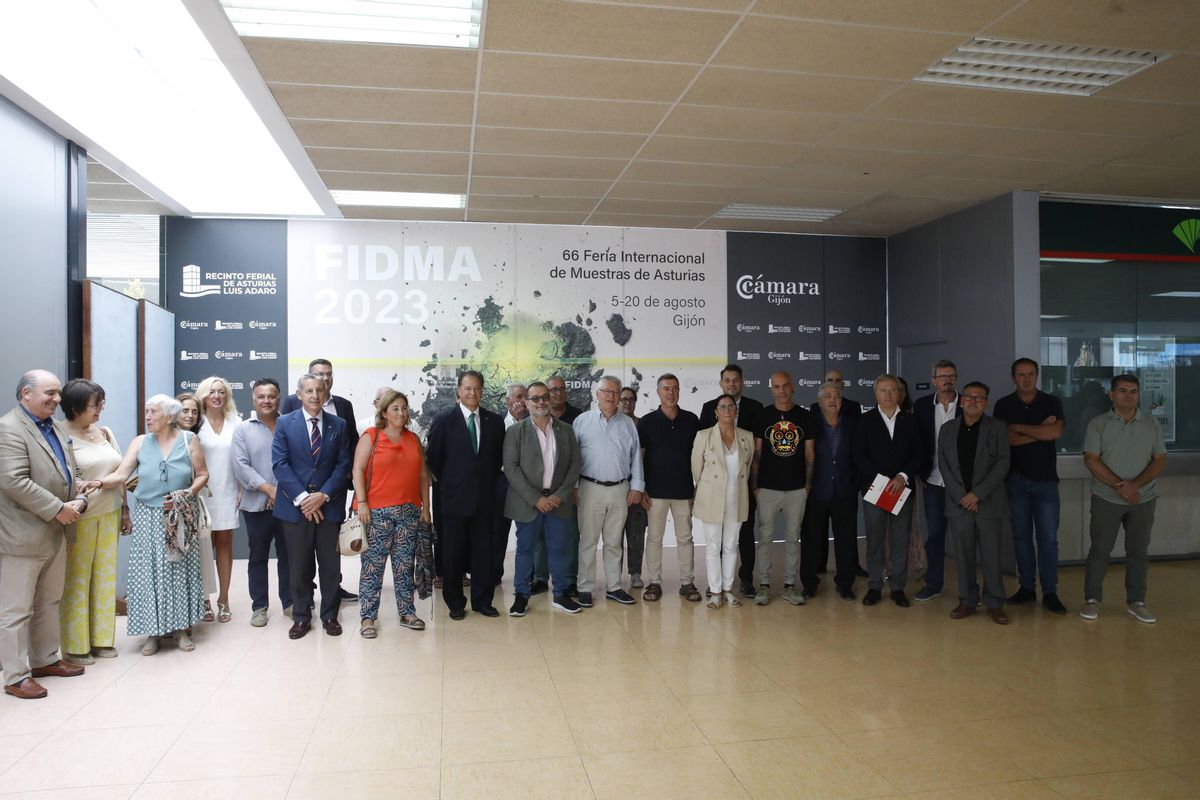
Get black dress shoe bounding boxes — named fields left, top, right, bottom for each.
left=449, top=608, right=466, bottom=620
left=740, top=581, right=756, bottom=598
left=323, top=619, right=343, bottom=636
left=855, top=565, right=869, bottom=578
left=891, top=590, right=911, bottom=608
left=338, top=587, right=359, bottom=602
left=862, top=588, right=882, bottom=606
left=476, top=606, right=500, bottom=618
left=530, top=579, right=549, bottom=595
left=288, top=620, right=311, bottom=639
left=1042, top=593, right=1068, bottom=615
left=837, top=588, right=856, bottom=602
left=1008, top=586, right=1037, bottom=604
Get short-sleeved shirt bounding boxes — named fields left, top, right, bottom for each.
left=993, top=390, right=1064, bottom=482
left=637, top=407, right=699, bottom=499
left=1082, top=408, right=1167, bottom=505
left=754, top=404, right=815, bottom=492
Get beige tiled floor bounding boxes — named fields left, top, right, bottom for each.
left=0, top=550, right=1196, bottom=799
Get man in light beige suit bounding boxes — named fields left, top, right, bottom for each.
left=0, top=370, right=90, bottom=699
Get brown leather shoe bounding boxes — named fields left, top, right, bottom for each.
left=4, top=678, right=48, bottom=699
left=31, top=659, right=85, bottom=678
left=323, top=619, right=343, bottom=636
left=288, top=620, right=311, bottom=640
left=987, top=608, right=1010, bottom=625
left=950, top=603, right=976, bottom=619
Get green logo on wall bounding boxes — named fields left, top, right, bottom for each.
left=1173, top=218, right=1200, bottom=253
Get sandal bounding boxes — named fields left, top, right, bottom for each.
left=679, top=583, right=703, bottom=603
left=706, top=595, right=722, bottom=611
left=141, top=637, right=159, bottom=656
left=400, top=615, right=426, bottom=631
left=724, top=591, right=742, bottom=608
left=360, top=620, right=377, bottom=639
left=217, top=602, right=232, bottom=623
left=202, top=599, right=215, bottom=622
left=642, top=583, right=662, bottom=602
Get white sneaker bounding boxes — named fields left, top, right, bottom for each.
left=1127, top=602, right=1157, bottom=624
left=250, top=607, right=268, bottom=627
left=1079, top=599, right=1100, bottom=621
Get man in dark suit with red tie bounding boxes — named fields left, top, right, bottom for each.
left=425, top=370, right=506, bottom=619
left=272, top=373, right=353, bottom=639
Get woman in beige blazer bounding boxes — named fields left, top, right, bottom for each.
left=691, top=395, right=753, bottom=610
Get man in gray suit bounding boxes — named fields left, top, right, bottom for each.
left=504, top=381, right=582, bottom=616
left=937, top=381, right=1012, bottom=625
left=0, top=370, right=89, bottom=699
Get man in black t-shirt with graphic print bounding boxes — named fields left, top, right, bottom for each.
left=749, top=371, right=815, bottom=607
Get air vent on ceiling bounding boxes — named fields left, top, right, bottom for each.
left=712, top=204, right=843, bottom=222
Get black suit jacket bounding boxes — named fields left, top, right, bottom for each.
left=425, top=404, right=505, bottom=518
left=913, top=392, right=962, bottom=480
left=852, top=407, right=920, bottom=492
left=699, top=395, right=764, bottom=432
left=281, top=393, right=357, bottom=434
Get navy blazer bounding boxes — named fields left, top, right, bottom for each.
left=913, top=392, right=962, bottom=480
left=281, top=393, right=357, bottom=434
left=270, top=409, right=353, bottom=524
left=425, top=404, right=505, bottom=518
left=851, top=407, right=920, bottom=493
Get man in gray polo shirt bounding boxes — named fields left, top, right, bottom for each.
left=1080, top=373, right=1167, bottom=624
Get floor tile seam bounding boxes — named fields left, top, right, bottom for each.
left=0, top=730, right=51, bottom=782
left=825, top=727, right=908, bottom=798
left=526, top=622, right=597, bottom=798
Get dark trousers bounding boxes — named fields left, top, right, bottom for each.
left=623, top=502, right=646, bottom=576
left=737, top=491, right=757, bottom=587
left=801, top=496, right=858, bottom=593
left=441, top=507, right=497, bottom=613
left=493, top=475, right=511, bottom=585
left=514, top=512, right=570, bottom=597
left=534, top=506, right=578, bottom=585
left=863, top=498, right=913, bottom=592
left=282, top=517, right=340, bottom=624
left=950, top=514, right=1006, bottom=608
left=244, top=510, right=292, bottom=612
left=922, top=483, right=948, bottom=591
left=1007, top=474, right=1061, bottom=594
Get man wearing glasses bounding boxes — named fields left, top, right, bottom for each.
left=936, top=382, right=1012, bottom=624
left=913, top=359, right=962, bottom=603
left=532, top=376, right=584, bottom=595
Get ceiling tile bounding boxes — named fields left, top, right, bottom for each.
left=469, top=176, right=612, bottom=197
left=320, top=172, right=468, bottom=193
left=716, top=17, right=963, bottom=79
left=831, top=205, right=944, bottom=228
left=658, top=104, right=844, bottom=142
left=473, top=127, right=644, bottom=159
left=730, top=187, right=877, bottom=208
left=1110, top=137, right=1200, bottom=169
left=845, top=194, right=973, bottom=217
left=243, top=38, right=478, bottom=90
left=466, top=209, right=590, bottom=225
left=484, top=0, right=735, bottom=61
left=751, top=0, right=1019, bottom=33
left=270, top=84, right=473, bottom=124
left=479, top=52, right=696, bottom=102
left=1036, top=98, right=1200, bottom=138
left=932, top=156, right=1086, bottom=184
left=596, top=198, right=723, bottom=216
left=306, top=148, right=468, bottom=174
left=786, top=146, right=957, bottom=177
left=290, top=120, right=471, bottom=151
left=684, top=67, right=896, bottom=113
left=982, top=0, right=1200, bottom=52
left=87, top=199, right=173, bottom=215
left=639, top=136, right=808, bottom=167
left=700, top=217, right=892, bottom=235
left=622, top=160, right=778, bottom=186
left=1050, top=164, right=1200, bottom=197
left=1098, top=54, right=1200, bottom=102
left=340, top=207, right=465, bottom=221
left=475, top=94, right=669, bottom=133
left=766, top=169, right=908, bottom=193
left=865, top=83, right=1071, bottom=128
left=831, top=118, right=994, bottom=155
left=471, top=153, right=627, bottom=180
left=607, top=181, right=743, bottom=203
left=601, top=0, right=748, bottom=11
left=894, top=174, right=1019, bottom=201
left=967, top=129, right=1149, bottom=164
left=586, top=213, right=707, bottom=228
left=468, top=195, right=598, bottom=212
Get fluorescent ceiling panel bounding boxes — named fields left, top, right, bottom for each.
left=916, top=38, right=1168, bottom=96
left=330, top=190, right=465, bottom=208
left=713, top=204, right=842, bottom=222
left=1152, top=291, right=1200, bottom=298
left=0, top=1, right=326, bottom=216
left=220, top=0, right=483, bottom=48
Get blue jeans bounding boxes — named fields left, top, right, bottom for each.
left=515, top=511, right=570, bottom=597
left=243, top=509, right=291, bottom=612
left=1007, top=474, right=1061, bottom=594
left=922, top=483, right=947, bottom=592
left=532, top=507, right=578, bottom=585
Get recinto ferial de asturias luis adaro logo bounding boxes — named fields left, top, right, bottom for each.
left=180, top=265, right=221, bottom=298
left=1173, top=219, right=1200, bottom=253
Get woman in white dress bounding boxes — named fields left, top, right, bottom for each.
left=196, top=376, right=241, bottom=623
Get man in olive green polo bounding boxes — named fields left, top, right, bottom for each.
left=1080, top=373, right=1167, bottom=624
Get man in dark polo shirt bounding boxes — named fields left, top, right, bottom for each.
left=749, top=371, right=815, bottom=607
left=637, top=374, right=701, bottom=603
left=993, top=358, right=1068, bottom=615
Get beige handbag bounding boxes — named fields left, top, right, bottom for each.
left=338, top=429, right=378, bottom=556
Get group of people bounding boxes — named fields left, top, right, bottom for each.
left=0, top=351, right=1166, bottom=699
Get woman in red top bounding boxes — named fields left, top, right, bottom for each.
left=351, top=390, right=431, bottom=638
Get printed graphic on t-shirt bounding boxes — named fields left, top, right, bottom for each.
left=765, top=419, right=802, bottom=457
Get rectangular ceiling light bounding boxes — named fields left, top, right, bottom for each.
left=1152, top=291, right=1200, bottom=298
left=220, top=0, right=483, bottom=48
left=713, top=204, right=843, bottom=222
left=0, top=1, right=328, bottom=216
left=916, top=38, right=1169, bottom=96
left=331, top=190, right=465, bottom=208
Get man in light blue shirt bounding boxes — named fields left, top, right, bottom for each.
left=572, top=375, right=644, bottom=607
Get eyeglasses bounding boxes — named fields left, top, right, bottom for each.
left=597, top=388, right=618, bottom=396
left=961, top=394, right=988, bottom=403
left=158, top=460, right=168, bottom=483
left=716, top=404, right=737, bottom=412
left=527, top=395, right=549, bottom=403
left=548, top=386, right=566, bottom=393
left=934, top=373, right=957, bottom=381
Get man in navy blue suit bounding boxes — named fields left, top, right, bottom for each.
left=425, top=370, right=506, bottom=619
left=272, top=373, right=353, bottom=639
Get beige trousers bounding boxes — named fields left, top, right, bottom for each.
left=0, top=541, right=66, bottom=685
left=645, top=497, right=695, bottom=585
left=577, top=482, right=630, bottom=594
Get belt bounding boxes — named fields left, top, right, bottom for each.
left=580, top=475, right=629, bottom=487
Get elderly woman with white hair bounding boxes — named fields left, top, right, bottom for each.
left=90, top=394, right=209, bottom=654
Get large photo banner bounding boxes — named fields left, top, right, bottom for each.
left=286, top=221, right=729, bottom=430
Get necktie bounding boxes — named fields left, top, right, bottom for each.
left=309, top=417, right=322, bottom=459
left=467, top=412, right=478, bottom=454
